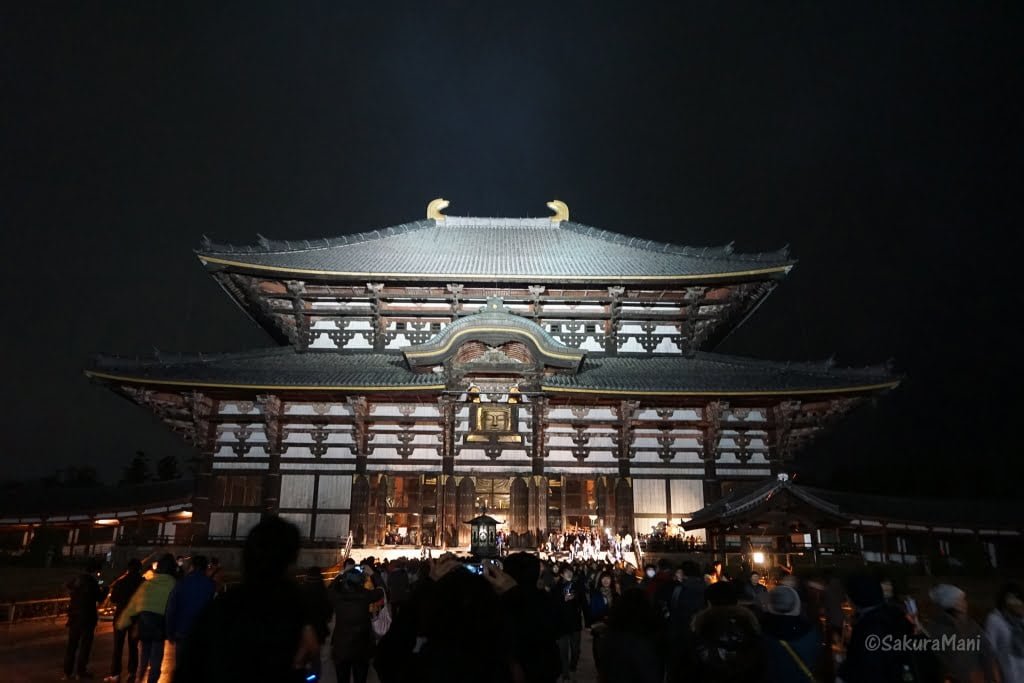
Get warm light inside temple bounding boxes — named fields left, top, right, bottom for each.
left=178, top=510, right=193, bottom=518
left=752, top=551, right=766, bottom=564
left=94, top=519, right=119, bottom=526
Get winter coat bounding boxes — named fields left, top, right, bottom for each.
left=589, top=589, right=615, bottom=625
left=330, top=582, right=384, bottom=661
left=298, top=578, right=332, bottom=644
left=176, top=579, right=308, bottom=683
left=669, top=577, right=706, bottom=634
left=66, top=572, right=108, bottom=625
left=116, top=573, right=176, bottom=630
left=552, top=578, right=585, bottom=635
left=598, top=630, right=665, bottom=683
left=985, top=608, right=1024, bottom=683
left=837, top=603, right=916, bottom=683
left=691, top=605, right=763, bottom=682
left=759, top=612, right=821, bottom=683
left=927, top=610, right=995, bottom=683
left=387, top=568, right=410, bottom=605
left=165, top=570, right=217, bottom=642
left=108, top=570, right=144, bottom=617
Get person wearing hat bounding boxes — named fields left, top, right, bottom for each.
left=926, top=583, right=997, bottom=683
left=759, top=585, right=821, bottom=682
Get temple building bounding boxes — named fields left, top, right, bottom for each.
left=84, top=199, right=901, bottom=550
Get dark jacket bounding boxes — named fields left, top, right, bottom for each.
left=691, top=605, right=763, bottom=682
left=66, top=572, right=108, bottom=625
left=599, top=630, right=665, bottom=683
left=552, top=578, right=585, bottom=635
left=108, top=570, right=144, bottom=618
left=387, top=568, right=410, bottom=605
left=165, top=570, right=217, bottom=642
left=837, top=603, right=916, bottom=683
left=330, top=581, right=384, bottom=661
left=298, top=577, right=332, bottom=644
left=589, top=589, right=615, bottom=625
left=759, top=612, right=821, bottom=683
left=502, top=585, right=561, bottom=683
left=177, top=579, right=308, bottom=683
left=669, top=577, right=706, bottom=634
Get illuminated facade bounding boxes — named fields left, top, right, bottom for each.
left=87, top=200, right=898, bottom=548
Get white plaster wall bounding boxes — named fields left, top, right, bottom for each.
left=316, top=475, right=352, bottom=509
left=280, top=475, right=315, bottom=508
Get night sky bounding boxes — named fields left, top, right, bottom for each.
left=3, top=4, right=1021, bottom=497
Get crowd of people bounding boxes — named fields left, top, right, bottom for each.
left=61, top=516, right=1024, bottom=682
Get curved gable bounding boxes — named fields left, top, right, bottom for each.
left=403, top=298, right=585, bottom=371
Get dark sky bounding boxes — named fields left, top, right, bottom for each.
left=2, top=3, right=1021, bottom=497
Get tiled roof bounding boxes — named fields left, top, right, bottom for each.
left=685, top=477, right=846, bottom=529
left=684, top=480, right=1020, bottom=530
left=87, top=348, right=444, bottom=390
left=0, top=479, right=194, bottom=517
left=542, top=354, right=897, bottom=395
left=197, top=217, right=794, bottom=281
left=87, top=347, right=896, bottom=395
left=806, top=487, right=1022, bottom=529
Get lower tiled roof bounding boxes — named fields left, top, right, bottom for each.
left=86, top=348, right=896, bottom=395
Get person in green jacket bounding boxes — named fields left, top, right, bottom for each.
left=116, top=554, right=177, bottom=683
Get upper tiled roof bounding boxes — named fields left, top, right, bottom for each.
left=197, top=216, right=794, bottom=281
left=86, top=347, right=896, bottom=396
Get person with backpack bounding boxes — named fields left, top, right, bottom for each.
left=116, top=553, right=177, bottom=683
left=64, top=557, right=109, bottom=680
left=104, top=558, right=144, bottom=683
left=690, top=580, right=763, bottom=682
left=758, top=585, right=821, bottom=682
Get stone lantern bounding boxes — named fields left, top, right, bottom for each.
left=465, top=513, right=502, bottom=559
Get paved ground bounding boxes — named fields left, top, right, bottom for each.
left=0, top=620, right=599, bottom=683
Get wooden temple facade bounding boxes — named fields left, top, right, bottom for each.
left=85, top=200, right=899, bottom=549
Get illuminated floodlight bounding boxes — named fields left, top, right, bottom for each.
left=752, top=551, right=766, bottom=565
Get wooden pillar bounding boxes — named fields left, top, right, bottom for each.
left=531, top=398, right=547, bottom=476
left=614, top=477, right=634, bottom=536
left=701, top=401, right=724, bottom=504
left=881, top=524, right=889, bottom=564
left=258, top=395, right=284, bottom=517
left=188, top=392, right=217, bottom=544
left=437, top=396, right=456, bottom=549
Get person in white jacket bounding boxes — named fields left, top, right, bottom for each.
left=986, top=582, right=1024, bottom=683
